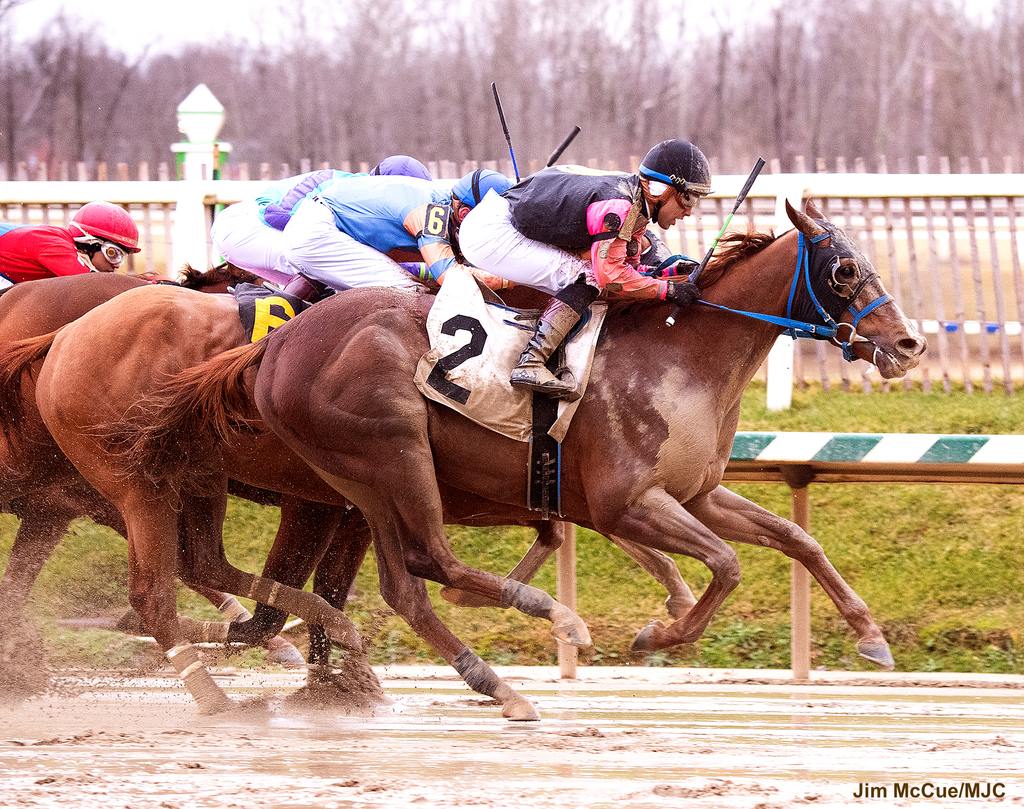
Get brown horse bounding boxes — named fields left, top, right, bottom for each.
left=0, top=270, right=304, bottom=673
left=0, top=277, right=703, bottom=718
left=132, top=200, right=926, bottom=685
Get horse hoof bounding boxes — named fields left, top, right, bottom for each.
left=858, top=639, right=895, bottom=670
left=440, top=586, right=502, bottom=609
left=502, top=697, right=541, bottom=722
left=631, top=621, right=665, bottom=652
left=552, top=613, right=592, bottom=648
left=265, top=637, right=306, bottom=668
left=198, top=696, right=235, bottom=716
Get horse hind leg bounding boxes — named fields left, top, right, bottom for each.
left=314, top=459, right=591, bottom=649
left=686, top=485, right=893, bottom=669
left=0, top=504, right=72, bottom=628
left=371, top=520, right=539, bottom=721
left=122, top=500, right=233, bottom=714
left=0, top=504, right=72, bottom=694
left=440, top=519, right=569, bottom=609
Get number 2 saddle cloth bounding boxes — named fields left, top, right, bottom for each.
left=413, top=267, right=607, bottom=443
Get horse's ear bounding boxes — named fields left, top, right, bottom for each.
left=803, top=197, right=826, bottom=220
left=786, top=199, right=827, bottom=238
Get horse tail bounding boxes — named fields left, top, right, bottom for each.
left=108, top=338, right=271, bottom=489
left=0, top=330, right=59, bottom=438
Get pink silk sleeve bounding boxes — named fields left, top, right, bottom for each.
left=585, top=199, right=667, bottom=299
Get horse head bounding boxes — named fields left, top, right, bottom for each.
left=785, top=199, right=926, bottom=378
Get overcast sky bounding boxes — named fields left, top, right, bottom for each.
left=5, top=0, right=1001, bottom=58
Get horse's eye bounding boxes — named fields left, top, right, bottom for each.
left=836, top=262, right=857, bottom=280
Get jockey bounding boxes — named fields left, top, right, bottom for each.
left=210, top=156, right=432, bottom=285
left=458, top=139, right=712, bottom=398
left=0, top=201, right=140, bottom=289
left=281, top=168, right=513, bottom=293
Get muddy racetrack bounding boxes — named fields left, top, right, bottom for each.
left=1, top=666, right=1022, bottom=808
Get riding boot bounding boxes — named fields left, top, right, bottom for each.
left=282, top=272, right=331, bottom=303
left=510, top=299, right=582, bottom=398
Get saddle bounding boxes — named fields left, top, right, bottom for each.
left=414, top=267, right=608, bottom=518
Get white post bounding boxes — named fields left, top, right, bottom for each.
left=170, top=84, right=232, bottom=274
left=555, top=523, right=578, bottom=679
left=766, top=335, right=795, bottom=411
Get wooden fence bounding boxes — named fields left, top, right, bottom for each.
left=2, top=156, right=1023, bottom=392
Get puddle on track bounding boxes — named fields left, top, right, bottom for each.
left=0, top=670, right=1022, bottom=808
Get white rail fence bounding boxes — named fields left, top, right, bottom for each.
left=2, top=170, right=1023, bottom=392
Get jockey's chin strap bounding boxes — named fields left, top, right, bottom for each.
left=692, top=231, right=892, bottom=362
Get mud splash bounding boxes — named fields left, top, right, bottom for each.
left=0, top=668, right=1021, bottom=808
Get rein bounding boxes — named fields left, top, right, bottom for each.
left=693, top=230, right=891, bottom=363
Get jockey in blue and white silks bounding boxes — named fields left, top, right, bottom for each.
left=281, top=169, right=512, bottom=292
left=210, top=156, right=431, bottom=285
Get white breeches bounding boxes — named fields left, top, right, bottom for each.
left=210, top=200, right=293, bottom=286
left=458, top=192, right=588, bottom=296
left=282, top=200, right=418, bottom=292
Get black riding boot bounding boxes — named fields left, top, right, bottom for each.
left=510, top=298, right=582, bottom=398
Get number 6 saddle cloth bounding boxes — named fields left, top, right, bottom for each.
left=413, top=267, right=607, bottom=442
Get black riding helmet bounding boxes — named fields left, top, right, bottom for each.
left=639, top=139, right=713, bottom=198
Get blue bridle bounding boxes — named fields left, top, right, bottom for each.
left=693, top=229, right=892, bottom=362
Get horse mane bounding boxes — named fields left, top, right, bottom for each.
left=609, top=228, right=776, bottom=317
left=179, top=262, right=261, bottom=290
left=697, top=229, right=776, bottom=289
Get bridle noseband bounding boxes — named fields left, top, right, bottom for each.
left=692, top=226, right=892, bottom=363
left=787, top=229, right=892, bottom=361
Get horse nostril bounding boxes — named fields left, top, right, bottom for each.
left=897, top=336, right=927, bottom=357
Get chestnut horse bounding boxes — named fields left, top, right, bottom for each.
left=3, top=279, right=698, bottom=718
left=128, top=201, right=926, bottom=701
left=0, top=270, right=306, bottom=672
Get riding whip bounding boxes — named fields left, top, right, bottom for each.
left=666, top=156, right=766, bottom=327
left=491, top=82, right=521, bottom=182
left=546, top=125, right=581, bottom=167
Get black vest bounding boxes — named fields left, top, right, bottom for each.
left=504, top=166, right=640, bottom=252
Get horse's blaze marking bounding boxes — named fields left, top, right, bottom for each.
left=426, top=314, right=488, bottom=405
left=251, top=296, right=297, bottom=342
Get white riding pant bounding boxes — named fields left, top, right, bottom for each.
left=282, top=199, right=418, bottom=292
left=210, top=200, right=293, bottom=286
left=458, top=192, right=589, bottom=296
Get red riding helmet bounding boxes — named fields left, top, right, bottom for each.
left=70, top=201, right=141, bottom=252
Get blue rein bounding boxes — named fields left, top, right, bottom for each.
left=693, top=231, right=891, bottom=362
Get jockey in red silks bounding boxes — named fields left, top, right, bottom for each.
left=458, top=139, right=713, bottom=398
left=0, top=201, right=141, bottom=290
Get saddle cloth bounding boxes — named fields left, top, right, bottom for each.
left=233, top=282, right=311, bottom=343
left=413, top=267, right=607, bottom=442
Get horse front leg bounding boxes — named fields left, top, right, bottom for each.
left=606, top=535, right=697, bottom=620
left=601, top=487, right=741, bottom=652
left=685, top=485, right=893, bottom=669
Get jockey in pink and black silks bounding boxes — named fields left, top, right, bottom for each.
left=458, top=139, right=713, bottom=398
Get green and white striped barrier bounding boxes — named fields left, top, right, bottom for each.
left=730, top=432, right=1024, bottom=466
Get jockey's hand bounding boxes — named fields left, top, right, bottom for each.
left=665, top=280, right=701, bottom=307
left=653, top=254, right=700, bottom=278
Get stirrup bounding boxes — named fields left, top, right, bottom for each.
left=511, top=365, right=577, bottom=398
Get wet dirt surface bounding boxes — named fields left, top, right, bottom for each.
left=1, top=667, right=1022, bottom=808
